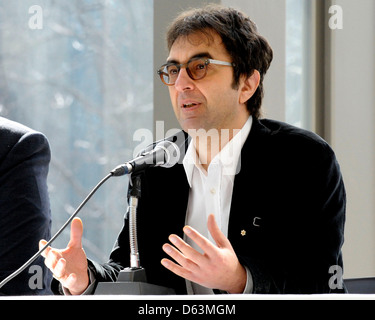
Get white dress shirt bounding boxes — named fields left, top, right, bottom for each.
left=182, top=116, right=253, bottom=294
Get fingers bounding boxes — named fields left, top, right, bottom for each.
left=68, top=217, right=83, bottom=249
left=162, top=236, right=200, bottom=269
left=182, top=226, right=214, bottom=255
left=206, top=214, right=232, bottom=248
left=162, top=217, right=222, bottom=266
left=64, top=273, right=78, bottom=290
left=161, top=215, right=245, bottom=292
left=182, top=222, right=226, bottom=258
left=46, top=256, right=79, bottom=291
left=44, top=247, right=62, bottom=271
left=54, top=258, right=67, bottom=279
left=39, top=240, right=68, bottom=280
left=39, top=239, right=49, bottom=258
left=161, top=258, right=194, bottom=282
left=161, top=234, right=204, bottom=283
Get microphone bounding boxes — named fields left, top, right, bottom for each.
left=110, top=140, right=180, bottom=176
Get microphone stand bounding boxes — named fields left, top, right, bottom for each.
left=94, top=174, right=175, bottom=295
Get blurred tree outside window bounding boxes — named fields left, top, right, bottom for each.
left=0, top=0, right=153, bottom=262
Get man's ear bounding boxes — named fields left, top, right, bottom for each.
left=239, top=70, right=260, bottom=105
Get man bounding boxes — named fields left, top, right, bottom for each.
left=0, top=117, right=52, bottom=295
left=41, top=4, right=346, bottom=294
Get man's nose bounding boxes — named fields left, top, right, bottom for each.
left=174, top=68, right=195, bottom=91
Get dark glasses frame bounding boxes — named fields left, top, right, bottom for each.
left=157, top=57, right=234, bottom=86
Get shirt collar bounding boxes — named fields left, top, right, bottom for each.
left=183, top=116, right=253, bottom=187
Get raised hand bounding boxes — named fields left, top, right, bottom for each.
left=39, top=217, right=89, bottom=295
left=161, top=214, right=247, bottom=293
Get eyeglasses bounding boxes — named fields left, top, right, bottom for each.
left=157, top=57, right=234, bottom=86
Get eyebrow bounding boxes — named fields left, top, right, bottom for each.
left=166, top=52, right=213, bottom=64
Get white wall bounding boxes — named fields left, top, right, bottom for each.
left=328, top=0, right=375, bottom=278
left=221, top=0, right=287, bottom=121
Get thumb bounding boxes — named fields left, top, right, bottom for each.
left=39, top=239, right=49, bottom=258
left=39, top=239, right=47, bottom=249
left=207, top=214, right=231, bottom=249
left=68, top=217, right=84, bottom=249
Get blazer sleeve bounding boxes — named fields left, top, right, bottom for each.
left=0, top=129, right=53, bottom=295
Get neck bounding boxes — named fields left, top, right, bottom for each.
left=191, top=127, right=241, bottom=172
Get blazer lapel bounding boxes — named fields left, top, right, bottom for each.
left=228, top=117, right=271, bottom=246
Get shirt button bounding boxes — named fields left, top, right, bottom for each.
left=210, top=188, right=216, bottom=194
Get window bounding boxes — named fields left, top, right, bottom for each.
left=0, top=1, right=153, bottom=261
left=286, top=0, right=313, bottom=130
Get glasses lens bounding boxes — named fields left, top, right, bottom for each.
left=158, top=59, right=209, bottom=85
left=159, top=70, right=169, bottom=85
left=187, top=59, right=207, bottom=80
left=158, top=64, right=178, bottom=85
left=165, top=64, right=179, bottom=85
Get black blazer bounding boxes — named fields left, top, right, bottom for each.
left=88, top=117, right=346, bottom=294
left=0, top=117, right=52, bottom=295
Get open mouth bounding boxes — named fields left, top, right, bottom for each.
left=182, top=103, right=198, bottom=108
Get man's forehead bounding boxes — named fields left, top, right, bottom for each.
left=167, top=31, right=225, bottom=62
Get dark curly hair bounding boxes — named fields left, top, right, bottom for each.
left=166, top=4, right=273, bottom=119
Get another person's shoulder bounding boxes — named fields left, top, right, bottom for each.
left=0, top=116, right=33, bottom=136
left=0, top=116, right=49, bottom=143
left=0, top=117, right=50, bottom=162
